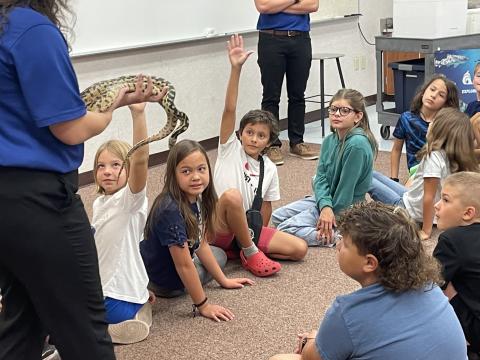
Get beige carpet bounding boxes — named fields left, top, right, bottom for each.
left=78, top=143, right=440, bottom=360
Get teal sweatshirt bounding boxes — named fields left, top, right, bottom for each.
left=313, top=128, right=374, bottom=213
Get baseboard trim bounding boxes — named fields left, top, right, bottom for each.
left=79, top=94, right=378, bottom=187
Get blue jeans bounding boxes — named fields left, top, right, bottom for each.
left=272, top=196, right=321, bottom=246
left=368, top=171, right=406, bottom=206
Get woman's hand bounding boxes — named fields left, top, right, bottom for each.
left=220, top=277, right=255, bottom=289
left=198, top=303, right=235, bottom=322
left=107, top=75, right=168, bottom=112
left=227, top=34, right=254, bottom=68
left=316, top=207, right=336, bottom=244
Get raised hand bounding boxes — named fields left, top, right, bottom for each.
left=227, top=34, right=254, bottom=68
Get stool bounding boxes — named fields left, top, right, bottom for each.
left=305, top=53, right=346, bottom=137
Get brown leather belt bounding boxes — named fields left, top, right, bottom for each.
left=259, top=29, right=308, bottom=37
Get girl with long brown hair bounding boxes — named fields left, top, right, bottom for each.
left=369, top=107, right=478, bottom=240
left=141, top=140, right=253, bottom=322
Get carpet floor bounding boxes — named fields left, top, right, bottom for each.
left=78, top=142, right=440, bottom=360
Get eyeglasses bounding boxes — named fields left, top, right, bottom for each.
left=328, top=105, right=357, bottom=117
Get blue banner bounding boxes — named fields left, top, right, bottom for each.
left=434, top=49, right=480, bottom=111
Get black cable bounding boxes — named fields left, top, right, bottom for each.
left=357, top=22, right=375, bottom=46
left=357, top=0, right=375, bottom=46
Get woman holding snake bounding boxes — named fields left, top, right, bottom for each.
left=0, top=1, right=164, bottom=359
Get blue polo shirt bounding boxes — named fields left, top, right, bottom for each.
left=140, top=195, right=200, bottom=290
left=392, top=111, right=429, bottom=170
left=0, top=7, right=86, bottom=173
left=257, top=12, right=310, bottom=31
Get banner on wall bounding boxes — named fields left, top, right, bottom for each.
left=434, top=49, right=480, bottom=111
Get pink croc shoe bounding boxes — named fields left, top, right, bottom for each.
left=240, top=250, right=281, bottom=277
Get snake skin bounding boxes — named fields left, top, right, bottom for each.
left=81, top=75, right=189, bottom=167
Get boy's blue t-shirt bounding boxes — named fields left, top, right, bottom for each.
left=392, top=111, right=429, bottom=170
left=257, top=12, right=310, bottom=31
left=315, top=283, right=467, bottom=360
left=0, top=7, right=86, bottom=173
left=465, top=100, right=480, bottom=117
left=140, top=195, right=200, bottom=290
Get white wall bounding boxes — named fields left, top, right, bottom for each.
left=72, top=0, right=393, bottom=173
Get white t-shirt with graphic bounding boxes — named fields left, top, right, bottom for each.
left=214, top=133, right=280, bottom=211
left=92, top=185, right=149, bottom=304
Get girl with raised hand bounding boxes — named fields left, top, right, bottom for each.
left=92, top=100, right=166, bottom=344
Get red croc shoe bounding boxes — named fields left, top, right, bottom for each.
left=240, top=250, right=281, bottom=277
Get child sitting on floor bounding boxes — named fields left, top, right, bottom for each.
left=369, top=107, right=479, bottom=240
left=140, top=139, right=254, bottom=322
left=270, top=202, right=467, bottom=360
left=390, top=74, right=458, bottom=180
left=92, top=98, right=165, bottom=344
left=433, top=172, right=480, bottom=359
left=212, top=34, right=307, bottom=276
left=272, top=88, right=377, bottom=246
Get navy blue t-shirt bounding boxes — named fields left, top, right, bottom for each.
left=392, top=111, right=429, bottom=170
left=140, top=195, right=200, bottom=290
left=465, top=100, right=480, bottom=117
left=257, top=12, right=310, bottom=31
left=0, top=7, right=86, bottom=173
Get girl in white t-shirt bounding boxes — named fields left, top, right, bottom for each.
left=369, top=108, right=478, bottom=240
left=91, top=91, right=165, bottom=344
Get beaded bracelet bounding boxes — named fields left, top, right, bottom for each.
left=192, top=297, right=208, bottom=318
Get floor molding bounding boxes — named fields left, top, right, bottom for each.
left=79, top=94, right=378, bottom=187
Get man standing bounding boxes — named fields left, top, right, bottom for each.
left=254, top=0, right=319, bottom=166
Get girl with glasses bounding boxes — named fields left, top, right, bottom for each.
left=272, top=89, right=378, bottom=246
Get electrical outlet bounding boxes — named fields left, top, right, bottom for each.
left=354, top=56, right=360, bottom=71
left=360, top=56, right=366, bottom=70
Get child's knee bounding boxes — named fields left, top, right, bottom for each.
left=219, top=188, right=244, bottom=209
left=292, top=239, right=308, bottom=260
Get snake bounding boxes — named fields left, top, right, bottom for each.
left=81, top=75, right=189, bottom=172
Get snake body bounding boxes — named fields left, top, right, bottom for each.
left=81, top=75, right=189, bottom=164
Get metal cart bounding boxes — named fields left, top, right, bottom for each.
left=375, top=34, right=480, bottom=139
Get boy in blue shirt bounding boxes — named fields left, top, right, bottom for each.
left=270, top=202, right=467, bottom=360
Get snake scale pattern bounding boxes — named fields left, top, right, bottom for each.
left=81, top=75, right=189, bottom=167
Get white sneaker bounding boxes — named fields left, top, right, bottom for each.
left=134, top=302, right=152, bottom=327
left=108, top=319, right=150, bottom=344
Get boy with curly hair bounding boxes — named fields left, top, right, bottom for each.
left=270, top=202, right=467, bottom=360
left=434, top=172, right=480, bottom=359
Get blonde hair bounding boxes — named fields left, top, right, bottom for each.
left=417, top=107, right=479, bottom=173
left=329, top=88, right=378, bottom=157
left=93, top=140, right=131, bottom=194
left=444, top=172, right=480, bottom=212
left=337, top=202, right=442, bottom=292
